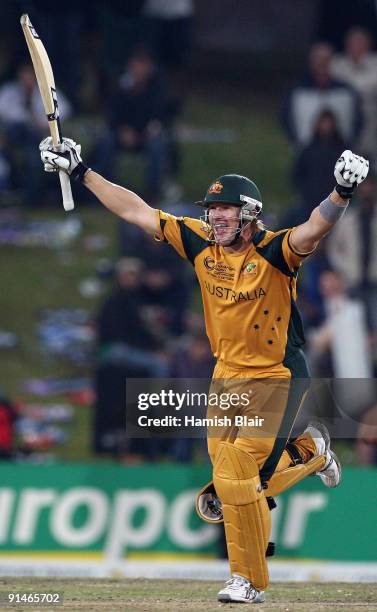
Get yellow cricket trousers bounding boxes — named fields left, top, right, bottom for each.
left=207, top=351, right=317, bottom=480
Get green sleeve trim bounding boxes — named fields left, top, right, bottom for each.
left=159, top=217, right=168, bottom=242
left=256, top=231, right=293, bottom=277
left=177, top=220, right=209, bottom=265
left=251, top=230, right=266, bottom=246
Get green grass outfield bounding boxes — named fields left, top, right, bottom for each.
left=0, top=579, right=376, bottom=611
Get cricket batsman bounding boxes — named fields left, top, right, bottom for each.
left=39, top=139, right=368, bottom=603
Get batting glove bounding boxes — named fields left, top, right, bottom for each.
left=334, top=150, right=369, bottom=199
left=39, top=137, right=89, bottom=182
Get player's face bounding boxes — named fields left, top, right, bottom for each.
left=208, top=203, right=241, bottom=245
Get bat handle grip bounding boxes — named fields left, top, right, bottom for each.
left=58, top=170, right=74, bottom=211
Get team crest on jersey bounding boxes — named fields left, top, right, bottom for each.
left=244, top=261, right=257, bottom=275
left=208, top=181, right=223, bottom=194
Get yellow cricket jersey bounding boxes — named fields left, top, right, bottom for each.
left=157, top=211, right=313, bottom=377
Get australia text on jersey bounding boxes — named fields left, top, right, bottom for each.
left=204, top=281, right=267, bottom=303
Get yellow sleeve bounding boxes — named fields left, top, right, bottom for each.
left=282, top=228, right=316, bottom=270
left=156, top=210, right=187, bottom=259
left=155, top=210, right=209, bottom=263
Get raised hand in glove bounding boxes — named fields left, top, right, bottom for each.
left=39, top=137, right=89, bottom=182
left=334, top=150, right=369, bottom=199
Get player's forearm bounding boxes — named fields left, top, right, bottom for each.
left=83, top=170, right=152, bottom=224
left=290, top=150, right=369, bottom=254
left=308, top=190, right=348, bottom=237
left=290, top=190, right=349, bottom=253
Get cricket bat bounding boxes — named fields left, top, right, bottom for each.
left=20, top=13, right=74, bottom=211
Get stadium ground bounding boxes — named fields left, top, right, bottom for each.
left=0, top=579, right=376, bottom=611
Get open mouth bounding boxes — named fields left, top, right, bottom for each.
left=213, top=223, right=234, bottom=237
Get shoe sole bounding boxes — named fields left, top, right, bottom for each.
left=218, top=593, right=266, bottom=604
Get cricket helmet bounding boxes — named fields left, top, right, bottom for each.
left=196, top=174, right=263, bottom=224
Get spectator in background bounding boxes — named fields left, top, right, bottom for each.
left=94, top=1, right=147, bottom=80
left=326, top=174, right=377, bottom=342
left=0, top=64, right=71, bottom=203
left=331, top=27, right=377, bottom=158
left=317, top=0, right=377, bottom=54
left=0, top=393, right=16, bottom=459
left=169, top=329, right=215, bottom=462
left=94, top=257, right=168, bottom=457
left=306, top=270, right=372, bottom=378
left=356, top=403, right=377, bottom=465
left=116, top=198, right=198, bottom=338
left=93, top=47, right=179, bottom=203
left=0, top=130, right=12, bottom=195
left=281, top=42, right=363, bottom=149
left=292, top=110, right=346, bottom=215
left=305, top=270, right=338, bottom=378
left=142, top=0, right=195, bottom=74
left=297, top=239, right=331, bottom=330
left=119, top=228, right=193, bottom=336
left=171, top=329, right=215, bottom=380
left=97, top=257, right=168, bottom=376
left=30, top=0, right=87, bottom=107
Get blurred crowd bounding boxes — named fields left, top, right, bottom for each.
left=0, top=0, right=194, bottom=205
left=0, top=4, right=376, bottom=465
left=280, top=30, right=377, bottom=369
left=280, top=29, right=377, bottom=463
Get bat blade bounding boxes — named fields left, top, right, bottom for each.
left=20, top=13, right=74, bottom=211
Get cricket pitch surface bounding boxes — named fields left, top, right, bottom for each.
left=0, top=579, right=376, bottom=611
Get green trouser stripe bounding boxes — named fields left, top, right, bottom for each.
left=259, top=350, right=309, bottom=484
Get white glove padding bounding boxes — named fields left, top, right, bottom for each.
left=334, top=150, right=369, bottom=187
left=39, top=137, right=83, bottom=176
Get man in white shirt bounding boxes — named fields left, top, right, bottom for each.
left=0, top=64, right=71, bottom=203
left=331, top=27, right=377, bottom=156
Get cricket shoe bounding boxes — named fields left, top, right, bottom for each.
left=217, top=574, right=265, bottom=604
left=305, top=420, right=342, bottom=488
